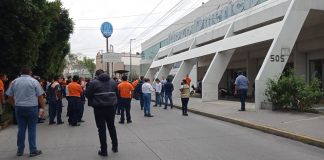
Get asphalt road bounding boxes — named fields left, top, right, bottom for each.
left=0, top=99, right=324, bottom=160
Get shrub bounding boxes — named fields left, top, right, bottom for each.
left=265, top=70, right=323, bottom=111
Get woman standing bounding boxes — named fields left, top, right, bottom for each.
left=180, top=79, right=190, bottom=116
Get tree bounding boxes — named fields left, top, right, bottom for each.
left=0, top=0, right=48, bottom=78
left=0, top=0, right=73, bottom=79
left=79, top=57, right=96, bottom=78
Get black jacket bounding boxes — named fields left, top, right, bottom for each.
left=86, top=74, right=118, bottom=107
left=164, top=81, right=174, bottom=95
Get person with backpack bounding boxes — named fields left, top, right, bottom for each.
left=134, top=76, right=144, bottom=110
left=164, top=78, right=174, bottom=109
left=86, top=70, right=118, bottom=157
left=47, top=76, right=64, bottom=125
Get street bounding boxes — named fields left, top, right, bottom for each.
left=0, top=99, right=324, bottom=160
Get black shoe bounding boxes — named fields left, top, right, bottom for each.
left=127, top=120, right=132, bottom=123
left=183, top=113, right=188, bottom=116
left=171, top=107, right=173, bottom=109
left=144, top=114, right=148, bottom=117
left=141, top=108, right=143, bottom=110
left=30, top=150, right=42, bottom=157
left=38, top=120, right=44, bottom=123
left=16, top=152, right=23, bottom=156
left=147, top=114, right=154, bottom=117
left=163, top=107, right=167, bottom=109
left=71, top=124, right=80, bottom=126
left=78, top=120, right=85, bottom=123
left=49, top=122, right=56, bottom=125
left=238, top=109, right=246, bottom=111
left=153, top=105, right=157, bottom=107
left=57, top=121, right=64, bottom=125
left=98, top=150, right=108, bottom=157
left=112, top=147, right=118, bottom=153
left=119, top=121, right=124, bottom=124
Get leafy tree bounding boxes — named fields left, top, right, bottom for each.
left=0, top=0, right=48, bottom=78
left=0, top=0, right=73, bottom=79
left=79, top=57, right=96, bottom=78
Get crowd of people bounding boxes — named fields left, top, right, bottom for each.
left=0, top=66, right=201, bottom=158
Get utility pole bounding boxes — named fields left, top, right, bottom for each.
left=130, top=38, right=136, bottom=81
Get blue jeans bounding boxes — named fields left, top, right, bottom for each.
left=143, top=93, right=151, bottom=115
left=15, top=106, right=38, bottom=153
left=238, top=89, right=248, bottom=110
left=164, top=94, right=173, bottom=108
left=155, top=92, right=161, bottom=106
left=160, top=92, right=165, bottom=104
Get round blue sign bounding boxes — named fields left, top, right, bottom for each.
left=100, top=22, right=113, bottom=38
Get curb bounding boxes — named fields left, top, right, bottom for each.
left=171, top=104, right=324, bottom=149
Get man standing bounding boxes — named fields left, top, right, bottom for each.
left=135, top=76, right=145, bottom=110
left=142, top=78, right=155, bottom=117
left=6, top=67, right=45, bottom=157
left=234, top=71, right=249, bottom=111
left=185, top=74, right=191, bottom=86
left=180, top=79, right=190, bottom=116
left=48, top=76, right=64, bottom=125
left=160, top=76, right=167, bottom=104
left=67, top=75, right=83, bottom=126
left=164, top=78, right=174, bottom=109
left=86, top=70, right=118, bottom=157
left=118, top=75, right=134, bottom=124
left=153, top=78, right=162, bottom=107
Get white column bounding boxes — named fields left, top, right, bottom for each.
left=247, top=53, right=258, bottom=96
left=172, top=59, right=196, bottom=98
left=145, top=68, right=158, bottom=82
left=255, top=0, right=315, bottom=108
left=155, top=64, right=173, bottom=81
left=202, top=24, right=235, bottom=102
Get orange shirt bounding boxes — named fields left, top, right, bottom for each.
left=185, top=77, right=191, bottom=85
left=68, top=82, right=82, bottom=97
left=0, top=80, right=4, bottom=102
left=132, top=79, right=139, bottom=87
left=118, top=81, right=134, bottom=99
left=0, top=79, right=4, bottom=92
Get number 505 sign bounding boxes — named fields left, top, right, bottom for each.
left=270, top=55, right=285, bottom=62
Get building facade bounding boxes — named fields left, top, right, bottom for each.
left=142, top=0, right=324, bottom=108
left=96, top=51, right=141, bottom=78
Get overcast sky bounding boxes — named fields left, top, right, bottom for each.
left=58, top=0, right=206, bottom=58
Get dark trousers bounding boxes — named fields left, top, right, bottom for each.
left=68, top=97, right=81, bottom=125
left=93, top=107, right=118, bottom=152
left=164, top=93, right=173, bottom=108
left=139, top=93, right=144, bottom=109
left=78, top=102, right=84, bottom=122
left=181, top=98, right=189, bottom=114
left=238, top=89, right=248, bottom=110
left=119, top=98, right=131, bottom=122
left=49, top=100, right=63, bottom=123
left=66, top=96, right=71, bottom=117
left=115, top=98, right=121, bottom=114
left=160, top=91, right=165, bottom=104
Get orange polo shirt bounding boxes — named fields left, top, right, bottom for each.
left=118, top=81, right=134, bottom=99
left=0, top=80, right=4, bottom=103
left=68, top=82, right=82, bottom=97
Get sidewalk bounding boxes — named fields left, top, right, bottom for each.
left=169, top=97, right=324, bottom=148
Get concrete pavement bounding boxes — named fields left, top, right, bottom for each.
left=171, top=97, right=324, bottom=148
left=0, top=99, right=324, bottom=159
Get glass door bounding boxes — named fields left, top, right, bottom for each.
left=309, top=59, right=323, bottom=91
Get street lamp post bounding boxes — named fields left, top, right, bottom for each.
left=130, top=38, right=135, bottom=80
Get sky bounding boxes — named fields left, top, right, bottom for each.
left=57, top=0, right=206, bottom=58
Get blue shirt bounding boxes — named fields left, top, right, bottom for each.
left=6, top=75, right=44, bottom=107
left=235, top=75, right=249, bottom=90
